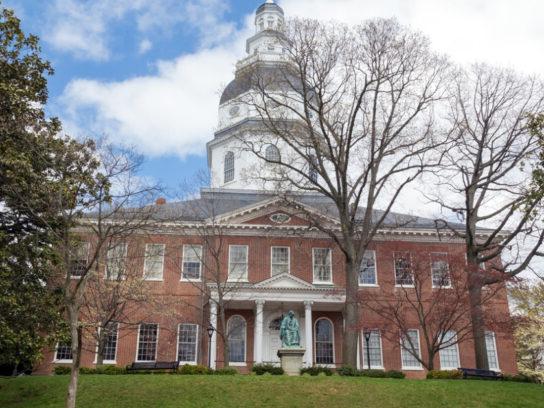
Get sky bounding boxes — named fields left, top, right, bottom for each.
left=5, top=0, right=544, bottom=203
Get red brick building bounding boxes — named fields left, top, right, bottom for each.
left=34, top=1, right=516, bottom=377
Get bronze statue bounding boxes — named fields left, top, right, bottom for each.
left=280, top=310, right=300, bottom=347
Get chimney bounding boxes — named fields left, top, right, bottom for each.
left=155, top=197, right=166, bottom=206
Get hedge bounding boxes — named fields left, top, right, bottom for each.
left=252, top=364, right=284, bottom=375
left=426, top=370, right=463, bottom=380
left=300, top=366, right=333, bottom=376
left=337, top=366, right=405, bottom=379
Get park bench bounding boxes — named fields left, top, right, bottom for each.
left=126, top=361, right=178, bottom=373
left=458, top=367, right=503, bottom=380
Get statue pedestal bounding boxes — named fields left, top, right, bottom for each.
left=277, top=348, right=305, bottom=376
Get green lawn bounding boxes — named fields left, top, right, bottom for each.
left=0, top=375, right=543, bottom=408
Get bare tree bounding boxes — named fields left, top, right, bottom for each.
left=237, top=18, right=451, bottom=366
left=360, top=248, right=502, bottom=370
left=54, top=144, right=160, bottom=408
left=431, top=65, right=544, bottom=369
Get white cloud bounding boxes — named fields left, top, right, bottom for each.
left=44, top=0, right=236, bottom=61
left=281, top=0, right=544, bottom=75
left=138, top=39, right=152, bottom=55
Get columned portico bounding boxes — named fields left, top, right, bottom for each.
left=254, top=300, right=265, bottom=364
left=304, top=301, right=313, bottom=367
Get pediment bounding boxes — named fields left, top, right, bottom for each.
left=254, top=273, right=314, bottom=289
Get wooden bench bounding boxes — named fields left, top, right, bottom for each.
left=459, top=367, right=503, bottom=380
left=126, top=361, right=178, bottom=373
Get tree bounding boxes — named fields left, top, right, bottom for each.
left=0, top=3, right=92, bottom=372
left=360, top=248, right=499, bottom=370
left=432, top=65, right=544, bottom=369
left=239, top=18, right=451, bottom=367
left=510, top=281, right=544, bottom=372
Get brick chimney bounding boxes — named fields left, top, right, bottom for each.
left=155, top=197, right=166, bottom=206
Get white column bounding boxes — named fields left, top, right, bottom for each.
left=210, top=302, right=217, bottom=369
left=254, top=300, right=265, bottom=364
left=304, top=301, right=313, bottom=367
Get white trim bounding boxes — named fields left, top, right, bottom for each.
left=180, top=244, right=203, bottom=282
left=53, top=342, right=73, bottom=363
left=227, top=315, right=247, bottom=365
left=361, top=329, right=384, bottom=370
left=314, top=317, right=335, bottom=365
left=135, top=323, right=159, bottom=363
left=228, top=245, right=249, bottom=282
left=401, top=329, right=423, bottom=370
left=439, top=330, right=460, bottom=370
left=106, top=242, right=128, bottom=280
left=270, top=246, right=290, bottom=277
left=143, top=243, right=165, bottom=281
left=430, top=252, right=452, bottom=289
left=358, top=250, right=378, bottom=287
left=312, top=248, right=333, bottom=284
left=393, top=251, right=414, bottom=287
left=176, top=323, right=199, bottom=365
left=93, top=323, right=119, bottom=364
left=485, top=331, right=501, bottom=371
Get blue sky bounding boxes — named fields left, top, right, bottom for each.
left=5, top=0, right=544, bottom=199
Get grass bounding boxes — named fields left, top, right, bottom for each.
left=0, top=375, right=543, bottom=408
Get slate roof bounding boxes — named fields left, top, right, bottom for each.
left=150, top=188, right=467, bottom=231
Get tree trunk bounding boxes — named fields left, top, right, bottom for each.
left=469, top=283, right=489, bottom=370
left=343, top=259, right=360, bottom=368
left=66, top=314, right=82, bottom=408
left=219, top=308, right=229, bottom=368
left=96, top=330, right=105, bottom=367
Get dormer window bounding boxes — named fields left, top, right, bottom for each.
left=224, top=151, right=235, bottom=183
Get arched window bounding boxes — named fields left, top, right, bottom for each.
left=227, top=315, right=246, bottom=363
left=265, top=145, right=280, bottom=162
left=224, top=151, right=234, bottom=183
left=308, top=154, right=318, bottom=183
left=315, top=318, right=334, bottom=364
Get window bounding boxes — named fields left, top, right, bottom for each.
left=313, top=248, right=332, bottom=283
left=137, top=323, right=158, bottom=362
left=69, top=242, right=89, bottom=278
left=228, top=245, right=248, bottom=281
left=55, top=341, right=73, bottom=362
left=362, top=330, right=383, bottom=369
left=106, top=243, right=127, bottom=280
left=401, top=329, right=422, bottom=369
left=271, top=247, right=289, bottom=275
left=485, top=331, right=499, bottom=370
left=265, top=145, right=280, bottom=162
left=359, top=250, right=377, bottom=285
left=431, top=253, right=451, bottom=287
left=394, top=252, right=413, bottom=286
left=143, top=244, right=165, bottom=280
left=178, top=324, right=199, bottom=364
left=227, top=316, right=246, bottom=363
left=315, top=318, right=334, bottom=364
left=102, top=323, right=119, bottom=362
left=224, top=151, right=234, bottom=183
left=308, top=154, right=318, bottom=183
left=182, top=245, right=202, bottom=280
left=439, top=330, right=460, bottom=369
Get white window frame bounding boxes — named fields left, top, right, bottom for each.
left=227, top=245, right=249, bottom=282
left=312, top=248, right=333, bottom=285
left=227, top=315, right=247, bottom=366
left=143, top=243, right=165, bottom=281
left=181, top=244, right=203, bottom=282
left=314, top=317, right=335, bottom=367
left=106, top=243, right=127, bottom=280
left=400, top=329, right=423, bottom=370
left=135, top=323, right=159, bottom=362
left=94, top=323, right=119, bottom=364
left=270, top=246, right=290, bottom=276
left=431, top=252, right=452, bottom=288
left=53, top=341, right=73, bottom=363
left=485, top=331, right=500, bottom=371
left=439, top=330, right=460, bottom=370
left=361, top=329, right=384, bottom=369
left=359, top=250, right=378, bottom=287
left=176, top=323, right=199, bottom=365
left=224, top=151, right=235, bottom=184
left=70, top=242, right=90, bottom=279
left=394, top=252, right=414, bottom=287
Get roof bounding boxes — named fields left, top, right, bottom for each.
left=150, top=188, right=466, bottom=231
left=256, top=1, right=284, bottom=16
